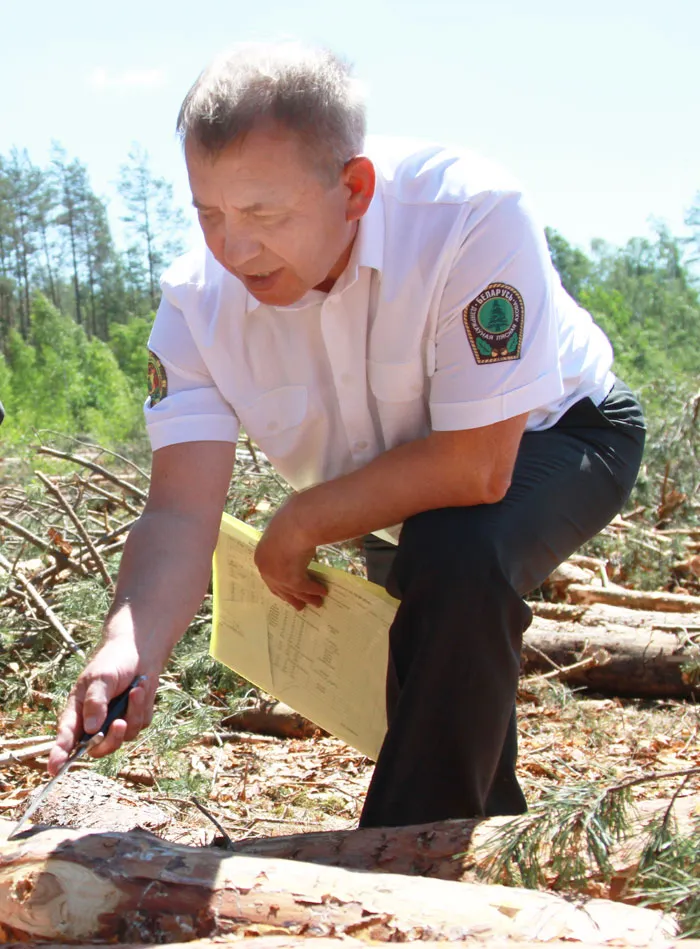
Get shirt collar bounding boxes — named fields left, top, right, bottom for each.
left=243, top=171, right=385, bottom=313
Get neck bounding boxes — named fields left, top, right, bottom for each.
left=314, top=222, right=358, bottom=293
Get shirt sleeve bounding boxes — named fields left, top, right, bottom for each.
left=144, top=294, right=240, bottom=451
left=429, top=191, right=565, bottom=431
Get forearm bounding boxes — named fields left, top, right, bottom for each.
left=290, top=419, right=526, bottom=548
left=103, top=509, right=219, bottom=670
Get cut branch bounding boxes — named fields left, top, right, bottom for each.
left=0, top=740, right=53, bottom=765
left=0, top=553, right=83, bottom=655
left=35, top=471, right=114, bottom=591
left=36, top=446, right=148, bottom=501
left=0, top=512, right=89, bottom=578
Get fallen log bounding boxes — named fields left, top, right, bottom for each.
left=566, top=583, right=700, bottom=613
left=7, top=941, right=700, bottom=949
left=524, top=602, right=700, bottom=697
left=0, top=819, right=676, bottom=945
left=10, top=772, right=698, bottom=899
left=222, top=701, right=324, bottom=740
left=0, top=740, right=54, bottom=765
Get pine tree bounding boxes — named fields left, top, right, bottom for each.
left=3, top=149, right=43, bottom=338
left=118, top=145, right=188, bottom=310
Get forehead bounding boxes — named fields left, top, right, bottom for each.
left=185, top=126, right=324, bottom=207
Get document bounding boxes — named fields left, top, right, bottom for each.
left=210, top=514, right=399, bottom=760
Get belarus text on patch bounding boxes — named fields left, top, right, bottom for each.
left=463, top=283, right=524, bottom=365
left=147, top=350, right=168, bottom=406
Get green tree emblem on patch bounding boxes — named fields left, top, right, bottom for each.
left=479, top=299, right=514, bottom=333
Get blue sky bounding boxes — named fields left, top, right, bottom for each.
left=2, top=0, right=698, bottom=253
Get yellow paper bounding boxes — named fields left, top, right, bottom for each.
left=210, top=513, right=399, bottom=760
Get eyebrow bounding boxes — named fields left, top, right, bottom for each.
left=191, top=198, right=272, bottom=213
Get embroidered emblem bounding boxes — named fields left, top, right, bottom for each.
left=463, top=283, right=524, bottom=365
left=147, top=350, right=168, bottom=405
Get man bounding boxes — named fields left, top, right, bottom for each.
left=50, top=42, right=645, bottom=828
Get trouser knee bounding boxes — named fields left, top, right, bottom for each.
left=388, top=506, right=531, bottom=659
left=390, top=506, right=509, bottom=601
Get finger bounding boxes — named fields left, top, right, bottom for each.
left=81, top=678, right=114, bottom=735
left=294, top=578, right=327, bottom=607
left=278, top=591, right=308, bottom=611
left=87, top=718, right=128, bottom=758
left=301, top=593, right=325, bottom=609
left=274, top=582, right=325, bottom=610
left=48, top=694, right=82, bottom=775
left=300, top=576, right=327, bottom=599
left=122, top=683, right=150, bottom=740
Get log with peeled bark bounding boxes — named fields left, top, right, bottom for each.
left=565, top=583, right=700, bottom=612
left=0, top=819, right=677, bottom=945
left=221, top=701, right=325, bottom=740
left=523, top=601, right=700, bottom=697
left=13, top=942, right=700, bottom=949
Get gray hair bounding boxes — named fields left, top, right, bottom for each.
left=177, top=42, right=367, bottom=184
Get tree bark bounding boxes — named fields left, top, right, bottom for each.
left=8, top=942, right=700, bottom=949
left=9, top=942, right=699, bottom=949
left=523, top=602, right=700, bottom=697
left=0, top=820, right=676, bottom=945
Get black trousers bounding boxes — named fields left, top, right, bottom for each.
left=359, top=379, right=646, bottom=828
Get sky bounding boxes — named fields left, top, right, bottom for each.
left=1, top=0, right=699, bottom=254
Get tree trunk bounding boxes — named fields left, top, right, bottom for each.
left=523, top=602, right=700, bottom=697
left=11, top=942, right=700, bottom=949
left=0, top=819, right=676, bottom=945
left=9, top=941, right=700, bottom=949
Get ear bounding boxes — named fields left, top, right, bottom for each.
left=342, top=156, right=376, bottom=222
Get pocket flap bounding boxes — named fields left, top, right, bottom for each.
left=239, top=385, right=308, bottom=435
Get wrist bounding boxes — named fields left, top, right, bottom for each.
left=280, top=491, right=319, bottom=549
left=102, top=606, right=172, bottom=671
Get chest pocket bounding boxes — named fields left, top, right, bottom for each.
left=236, top=385, right=308, bottom=457
left=367, top=359, right=429, bottom=448
left=367, top=359, right=425, bottom=403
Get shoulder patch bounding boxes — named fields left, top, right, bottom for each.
left=147, top=350, right=168, bottom=405
left=462, top=283, right=524, bottom=365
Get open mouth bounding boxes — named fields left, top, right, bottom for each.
left=240, top=269, right=282, bottom=289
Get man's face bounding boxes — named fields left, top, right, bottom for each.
left=186, top=126, right=362, bottom=306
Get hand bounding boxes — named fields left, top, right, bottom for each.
left=48, top=639, right=160, bottom=776
left=254, top=498, right=326, bottom=611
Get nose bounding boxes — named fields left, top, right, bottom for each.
left=223, top=224, right=263, bottom=270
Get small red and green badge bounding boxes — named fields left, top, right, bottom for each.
left=147, top=350, right=168, bottom=405
left=463, top=283, right=524, bottom=365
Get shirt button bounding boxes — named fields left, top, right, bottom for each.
left=267, top=420, right=279, bottom=432
left=354, top=440, right=369, bottom=451
left=341, top=373, right=353, bottom=386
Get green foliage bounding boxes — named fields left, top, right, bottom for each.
left=546, top=226, right=700, bottom=400
left=479, top=780, right=634, bottom=891
left=1, top=294, right=143, bottom=443
left=478, top=777, right=700, bottom=936
left=636, top=813, right=700, bottom=938
left=108, top=314, right=153, bottom=394
left=545, top=226, right=594, bottom=299
left=118, top=145, right=188, bottom=310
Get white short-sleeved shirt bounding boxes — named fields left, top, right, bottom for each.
left=146, top=136, right=614, bottom=503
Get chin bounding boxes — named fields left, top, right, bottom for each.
left=251, top=288, right=305, bottom=307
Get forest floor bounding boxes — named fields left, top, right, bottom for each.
left=0, top=436, right=699, bottom=935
